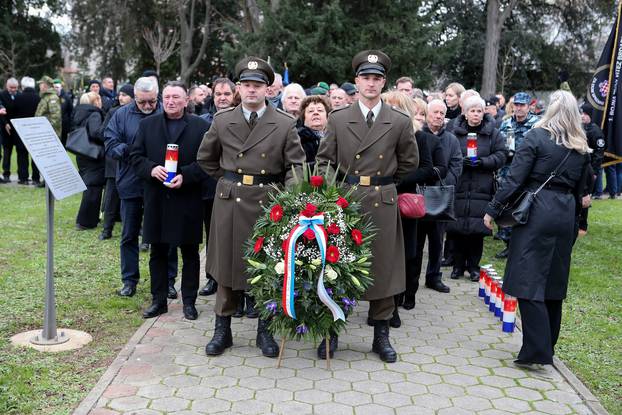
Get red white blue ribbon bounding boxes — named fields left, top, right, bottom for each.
left=282, top=214, right=346, bottom=322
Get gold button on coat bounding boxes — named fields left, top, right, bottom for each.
left=235, top=197, right=241, bottom=202
left=374, top=202, right=379, bottom=207
left=379, top=154, right=383, bottom=159
left=355, top=154, right=361, bottom=159
left=238, top=153, right=244, bottom=158
left=237, top=168, right=243, bottom=173
left=261, top=169, right=266, bottom=174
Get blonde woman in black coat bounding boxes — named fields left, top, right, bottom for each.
left=484, top=90, right=592, bottom=366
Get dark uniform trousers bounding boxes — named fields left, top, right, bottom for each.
left=102, top=178, right=121, bottom=232
left=215, top=285, right=245, bottom=316
left=369, top=297, right=397, bottom=321
left=203, top=198, right=214, bottom=278
left=150, top=243, right=199, bottom=305
left=408, top=221, right=444, bottom=295
left=451, top=234, right=484, bottom=272
left=517, top=299, right=563, bottom=364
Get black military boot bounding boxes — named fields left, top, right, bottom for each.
left=245, top=294, right=259, bottom=318
left=232, top=292, right=245, bottom=318
left=389, top=306, right=402, bottom=328
left=205, top=315, right=233, bottom=355
left=256, top=319, right=279, bottom=357
left=317, top=335, right=338, bottom=359
left=372, top=320, right=397, bottom=363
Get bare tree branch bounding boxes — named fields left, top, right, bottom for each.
left=143, top=22, right=179, bottom=75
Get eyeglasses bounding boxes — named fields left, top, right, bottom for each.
left=136, top=99, right=157, bottom=106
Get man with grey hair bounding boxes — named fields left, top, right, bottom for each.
left=266, top=73, right=283, bottom=108
left=329, top=88, right=348, bottom=109
left=0, top=77, right=20, bottom=183
left=9, top=77, right=40, bottom=185
left=105, top=77, right=162, bottom=297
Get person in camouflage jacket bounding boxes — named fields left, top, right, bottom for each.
left=35, top=76, right=62, bottom=137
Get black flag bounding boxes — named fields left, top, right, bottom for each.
left=587, top=2, right=622, bottom=166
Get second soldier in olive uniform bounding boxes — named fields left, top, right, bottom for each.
left=316, top=50, right=419, bottom=362
left=197, top=57, right=306, bottom=357
left=34, top=76, right=62, bottom=187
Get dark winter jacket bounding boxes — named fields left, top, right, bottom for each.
left=104, top=101, right=162, bottom=199
left=447, top=115, right=506, bottom=236
left=583, top=122, right=606, bottom=173
left=72, top=104, right=105, bottom=186
left=423, top=124, right=463, bottom=186
left=397, top=130, right=444, bottom=193
left=297, top=123, right=323, bottom=165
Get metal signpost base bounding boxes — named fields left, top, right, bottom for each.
left=29, top=185, right=70, bottom=346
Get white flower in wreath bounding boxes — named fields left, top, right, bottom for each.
left=311, top=258, right=322, bottom=266
left=274, top=261, right=285, bottom=275
left=325, top=265, right=338, bottom=281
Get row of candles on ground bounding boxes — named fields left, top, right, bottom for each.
left=478, top=265, right=517, bottom=333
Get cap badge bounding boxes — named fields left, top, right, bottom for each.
left=247, top=61, right=258, bottom=70
left=367, top=54, right=378, bottom=63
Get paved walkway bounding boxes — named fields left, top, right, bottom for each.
left=74, top=256, right=602, bottom=415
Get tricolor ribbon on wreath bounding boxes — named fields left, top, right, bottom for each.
left=282, top=214, right=346, bottom=322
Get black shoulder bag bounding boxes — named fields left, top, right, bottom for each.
left=495, top=150, right=572, bottom=227
left=420, top=167, right=456, bottom=222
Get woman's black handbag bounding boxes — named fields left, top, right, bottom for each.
left=496, top=150, right=572, bottom=227
left=420, top=168, right=456, bottom=222
left=66, top=127, right=104, bottom=160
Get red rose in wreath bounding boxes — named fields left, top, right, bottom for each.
left=310, top=175, right=324, bottom=187
left=326, top=223, right=340, bottom=235
left=301, top=203, right=317, bottom=217
left=351, top=229, right=363, bottom=246
left=326, top=245, right=340, bottom=263
left=303, top=228, right=316, bottom=240
left=253, top=236, right=265, bottom=253
left=336, top=197, right=349, bottom=208
left=270, top=204, right=284, bottom=222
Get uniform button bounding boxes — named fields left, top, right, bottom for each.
left=391, top=198, right=394, bottom=202
left=354, top=170, right=359, bottom=174
left=261, top=153, right=266, bottom=158
left=261, top=169, right=266, bottom=174
left=237, top=182, right=242, bottom=187
left=238, top=153, right=244, bottom=158
left=236, top=197, right=241, bottom=202
left=259, top=200, right=263, bottom=204
left=377, top=171, right=381, bottom=175
left=374, top=186, right=380, bottom=191
left=374, top=202, right=379, bottom=207
left=219, top=192, right=223, bottom=197
left=379, top=154, right=383, bottom=159
left=259, top=183, right=264, bottom=187
left=237, top=168, right=243, bottom=173
left=355, top=154, right=361, bottom=159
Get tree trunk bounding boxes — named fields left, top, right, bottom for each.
left=481, top=0, right=518, bottom=97
left=179, top=0, right=212, bottom=86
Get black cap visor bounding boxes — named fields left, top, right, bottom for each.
left=239, top=70, right=269, bottom=84
left=356, top=63, right=386, bottom=77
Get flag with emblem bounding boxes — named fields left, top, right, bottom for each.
left=587, top=1, right=622, bottom=167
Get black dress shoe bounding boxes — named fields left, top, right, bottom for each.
left=469, top=271, right=480, bottom=282
left=183, top=304, right=198, bottom=320
left=99, top=230, right=112, bottom=240
left=317, top=335, right=338, bottom=359
left=450, top=268, right=464, bottom=279
left=143, top=302, right=168, bottom=318
left=75, top=223, right=91, bottom=231
left=198, top=278, right=218, bottom=296
left=495, top=247, right=509, bottom=259
left=426, top=280, right=451, bottom=293
left=18, top=180, right=30, bottom=185
left=372, top=320, right=397, bottom=363
left=205, top=315, right=233, bottom=355
left=35, top=181, right=45, bottom=188
left=402, top=295, right=416, bottom=310
left=256, top=319, right=279, bottom=357
left=390, top=307, right=401, bottom=328
left=139, top=242, right=150, bottom=252
left=367, top=316, right=374, bottom=326
left=118, top=284, right=136, bottom=297
left=2, top=175, right=10, bottom=183
left=245, top=294, right=259, bottom=318
left=167, top=284, right=178, bottom=299
left=441, top=257, right=453, bottom=267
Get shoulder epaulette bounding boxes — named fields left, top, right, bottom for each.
left=390, top=105, right=410, bottom=118
left=275, top=107, right=296, bottom=119
left=214, top=107, right=236, bottom=117
left=329, top=104, right=350, bottom=115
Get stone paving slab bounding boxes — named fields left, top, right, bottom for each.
left=74, top=255, right=602, bottom=415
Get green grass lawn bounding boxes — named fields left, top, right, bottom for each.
left=0, top=179, right=620, bottom=414
left=483, top=200, right=622, bottom=415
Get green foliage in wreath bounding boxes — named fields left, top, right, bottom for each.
left=244, top=166, right=375, bottom=341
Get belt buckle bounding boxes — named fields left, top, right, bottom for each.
left=242, top=174, right=254, bottom=185
left=359, top=176, right=371, bottom=186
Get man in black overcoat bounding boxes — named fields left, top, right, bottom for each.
left=130, top=81, right=211, bottom=320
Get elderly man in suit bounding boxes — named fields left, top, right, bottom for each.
left=316, top=50, right=419, bottom=362
left=130, top=81, right=210, bottom=321
left=197, top=57, right=305, bottom=357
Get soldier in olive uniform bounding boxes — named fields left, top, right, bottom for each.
left=316, top=50, right=419, bottom=363
left=197, top=57, right=306, bottom=357
left=34, top=76, right=62, bottom=187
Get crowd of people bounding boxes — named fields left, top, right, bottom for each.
left=0, top=50, right=611, bottom=366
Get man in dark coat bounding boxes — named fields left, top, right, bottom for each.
left=131, top=81, right=210, bottom=320
left=53, top=79, right=74, bottom=146
left=104, top=77, right=162, bottom=297
left=10, top=77, right=40, bottom=184
left=0, top=77, right=20, bottom=183
left=197, top=56, right=306, bottom=358
left=316, top=50, right=419, bottom=362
